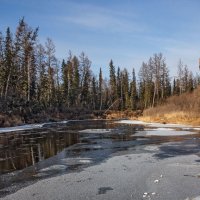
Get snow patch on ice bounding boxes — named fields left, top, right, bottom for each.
left=92, top=145, right=102, bottom=149
left=40, top=165, right=67, bottom=172
left=79, top=129, right=112, bottom=134
left=60, top=120, right=68, bottom=124
left=62, top=157, right=92, bottom=165
left=145, top=128, right=175, bottom=131
left=143, top=145, right=160, bottom=151
left=117, top=120, right=192, bottom=128
left=79, top=159, right=92, bottom=164
left=146, top=130, right=196, bottom=136
left=117, top=120, right=149, bottom=125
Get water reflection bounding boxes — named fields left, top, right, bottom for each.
left=0, top=129, right=79, bottom=174
left=1, top=121, right=199, bottom=175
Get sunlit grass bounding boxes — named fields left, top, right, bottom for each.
left=140, top=87, right=200, bottom=126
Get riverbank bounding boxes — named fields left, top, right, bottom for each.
left=0, top=108, right=102, bottom=127
left=139, top=111, right=200, bottom=126
left=139, top=87, right=200, bottom=126
left=0, top=110, right=140, bottom=128
left=138, top=108, right=200, bottom=126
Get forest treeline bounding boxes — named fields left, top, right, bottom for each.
left=0, top=19, right=199, bottom=123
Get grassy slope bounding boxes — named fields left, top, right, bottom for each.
left=139, top=87, right=200, bottom=126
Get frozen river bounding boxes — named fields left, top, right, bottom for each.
left=1, top=120, right=200, bottom=200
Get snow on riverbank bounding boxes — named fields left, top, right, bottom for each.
left=0, top=124, right=44, bottom=133
left=117, top=120, right=192, bottom=128
left=0, top=121, right=69, bottom=133
left=118, top=120, right=200, bottom=136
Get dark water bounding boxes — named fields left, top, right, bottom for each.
left=0, top=129, right=79, bottom=174
left=0, top=120, right=200, bottom=197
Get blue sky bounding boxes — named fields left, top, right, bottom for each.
left=1, top=0, right=200, bottom=77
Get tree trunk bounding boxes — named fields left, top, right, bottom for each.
left=27, top=56, right=31, bottom=102
left=4, top=70, right=11, bottom=99
left=152, top=84, right=156, bottom=107
left=99, top=93, right=102, bottom=110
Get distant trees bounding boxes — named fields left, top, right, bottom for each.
left=109, top=59, right=117, bottom=103
left=138, top=53, right=171, bottom=108
left=130, top=68, right=137, bottom=110
left=173, top=60, right=194, bottom=95
left=0, top=19, right=198, bottom=117
left=98, top=68, right=103, bottom=110
left=0, top=18, right=39, bottom=112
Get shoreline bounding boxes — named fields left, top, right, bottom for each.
left=1, top=116, right=200, bottom=134
left=0, top=110, right=140, bottom=128
left=139, top=114, right=200, bottom=126
left=3, top=108, right=199, bottom=129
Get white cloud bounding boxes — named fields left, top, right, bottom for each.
left=58, top=2, right=147, bottom=33
left=52, top=1, right=200, bottom=77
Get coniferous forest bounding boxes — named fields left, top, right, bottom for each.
left=0, top=19, right=199, bottom=125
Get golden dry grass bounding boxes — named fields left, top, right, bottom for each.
left=106, top=110, right=140, bottom=120
left=140, top=87, right=200, bottom=126
left=140, top=112, right=200, bottom=126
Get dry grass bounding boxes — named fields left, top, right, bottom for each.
left=106, top=110, right=142, bottom=120
left=140, top=87, right=200, bottom=126
left=0, top=107, right=101, bottom=127
left=140, top=112, right=200, bottom=126
left=0, top=114, right=23, bottom=127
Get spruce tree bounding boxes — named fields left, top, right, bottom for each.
left=121, top=69, right=130, bottom=109
left=98, top=67, right=103, bottom=110
left=130, top=68, right=137, bottom=110
left=72, top=56, right=80, bottom=106
left=91, top=76, right=97, bottom=110
left=109, top=59, right=117, bottom=103
left=0, top=32, right=4, bottom=98
left=79, top=53, right=91, bottom=107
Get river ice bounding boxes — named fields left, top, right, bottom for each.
left=118, top=120, right=200, bottom=136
